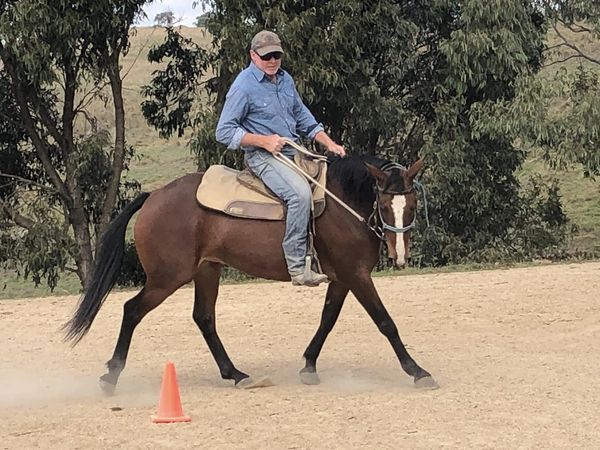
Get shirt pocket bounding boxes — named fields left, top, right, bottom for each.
left=278, top=87, right=296, bottom=115
left=249, top=96, right=277, bottom=120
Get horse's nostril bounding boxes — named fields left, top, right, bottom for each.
left=406, top=256, right=412, bottom=265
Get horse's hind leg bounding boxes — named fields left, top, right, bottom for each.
left=349, top=274, right=439, bottom=389
left=192, top=262, right=251, bottom=387
left=300, top=281, right=349, bottom=385
left=100, top=284, right=175, bottom=395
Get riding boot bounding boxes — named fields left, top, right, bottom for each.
left=290, top=256, right=329, bottom=287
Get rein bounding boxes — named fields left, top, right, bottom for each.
left=277, top=139, right=429, bottom=240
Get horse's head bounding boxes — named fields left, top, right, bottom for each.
left=365, top=158, right=425, bottom=269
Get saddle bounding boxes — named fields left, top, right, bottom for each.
left=196, top=154, right=327, bottom=220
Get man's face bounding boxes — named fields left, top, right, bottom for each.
left=250, top=50, right=283, bottom=77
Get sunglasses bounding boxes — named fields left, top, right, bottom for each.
left=258, top=51, right=283, bottom=61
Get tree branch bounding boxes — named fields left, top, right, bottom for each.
left=545, top=43, right=570, bottom=51
left=565, top=23, right=593, bottom=34
left=0, top=198, right=35, bottom=230
left=549, top=23, right=600, bottom=66
left=74, top=108, right=98, bottom=133
left=121, top=26, right=157, bottom=81
left=30, top=97, right=65, bottom=146
left=2, top=58, right=71, bottom=204
left=98, top=54, right=126, bottom=238
left=76, top=80, right=110, bottom=112
left=556, top=18, right=593, bottom=34
left=0, top=172, right=58, bottom=193
left=543, top=54, right=585, bottom=67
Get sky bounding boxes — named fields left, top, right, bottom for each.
left=138, top=0, right=206, bottom=27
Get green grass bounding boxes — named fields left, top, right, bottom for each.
left=128, top=140, right=197, bottom=191
left=0, top=270, right=82, bottom=300
left=520, top=157, right=600, bottom=255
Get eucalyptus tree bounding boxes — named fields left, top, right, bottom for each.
left=0, top=0, right=146, bottom=288
left=472, top=0, right=600, bottom=176
left=143, top=0, right=569, bottom=266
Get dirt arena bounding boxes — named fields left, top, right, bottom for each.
left=1, top=262, right=599, bottom=448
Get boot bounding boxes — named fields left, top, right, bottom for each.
left=291, top=270, right=329, bottom=287
left=290, top=257, right=329, bottom=287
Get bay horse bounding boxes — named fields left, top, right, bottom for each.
left=64, top=155, right=438, bottom=394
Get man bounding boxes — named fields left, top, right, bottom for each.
left=216, top=30, right=346, bottom=287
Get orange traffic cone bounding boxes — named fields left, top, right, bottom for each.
left=152, top=361, right=191, bottom=423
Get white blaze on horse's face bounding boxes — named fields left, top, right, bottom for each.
left=391, top=195, right=407, bottom=268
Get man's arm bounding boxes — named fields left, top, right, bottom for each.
left=215, top=86, right=249, bottom=150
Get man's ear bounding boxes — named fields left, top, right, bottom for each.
left=405, top=157, right=425, bottom=183
left=364, top=162, right=389, bottom=189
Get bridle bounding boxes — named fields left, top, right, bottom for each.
left=367, top=162, right=429, bottom=240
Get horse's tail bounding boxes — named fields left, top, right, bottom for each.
left=63, top=192, right=151, bottom=345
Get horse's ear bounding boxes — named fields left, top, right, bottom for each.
left=364, top=162, right=388, bottom=188
left=405, top=157, right=425, bottom=183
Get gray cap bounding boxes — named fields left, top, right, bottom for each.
left=251, top=30, right=284, bottom=56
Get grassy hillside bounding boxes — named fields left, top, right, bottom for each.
left=83, top=26, right=212, bottom=190
left=1, top=25, right=599, bottom=299
left=524, top=24, right=600, bottom=255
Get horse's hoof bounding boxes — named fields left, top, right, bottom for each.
left=99, top=376, right=116, bottom=396
left=299, top=370, right=320, bottom=385
left=414, top=376, right=439, bottom=390
left=235, top=375, right=274, bottom=389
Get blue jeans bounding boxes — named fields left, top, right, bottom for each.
left=244, top=149, right=311, bottom=275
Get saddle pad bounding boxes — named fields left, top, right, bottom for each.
left=196, top=163, right=327, bottom=221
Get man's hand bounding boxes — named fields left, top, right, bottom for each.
left=315, top=131, right=346, bottom=157
left=261, top=135, right=286, bottom=154
left=240, top=133, right=286, bottom=154
left=326, top=142, right=346, bottom=157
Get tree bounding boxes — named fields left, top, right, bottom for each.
left=542, top=0, right=600, bottom=66
left=195, top=12, right=210, bottom=28
left=154, top=10, right=175, bottom=27
left=0, top=0, right=145, bottom=289
left=142, top=0, right=569, bottom=266
left=471, top=1, right=600, bottom=176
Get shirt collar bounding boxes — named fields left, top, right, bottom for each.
left=249, top=62, right=284, bottom=82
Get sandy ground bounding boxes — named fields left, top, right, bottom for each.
left=0, top=262, right=599, bottom=449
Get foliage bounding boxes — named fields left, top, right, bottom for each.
left=154, top=10, right=175, bottom=27
left=412, top=175, right=571, bottom=266
left=142, top=0, right=572, bottom=268
left=2, top=204, right=74, bottom=289
left=114, top=241, right=145, bottom=287
left=195, top=12, right=211, bottom=28
left=0, top=0, right=145, bottom=289
left=471, top=1, right=600, bottom=176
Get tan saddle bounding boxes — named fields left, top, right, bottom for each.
left=196, top=155, right=327, bottom=220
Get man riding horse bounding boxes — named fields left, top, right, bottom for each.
left=215, top=30, right=346, bottom=287
left=64, top=30, right=438, bottom=395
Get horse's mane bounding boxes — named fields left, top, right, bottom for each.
left=326, top=155, right=389, bottom=206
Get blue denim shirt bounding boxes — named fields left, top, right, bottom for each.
left=215, top=62, right=324, bottom=156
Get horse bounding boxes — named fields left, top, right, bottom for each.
left=64, top=154, right=438, bottom=394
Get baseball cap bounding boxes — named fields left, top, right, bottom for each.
left=250, top=30, right=284, bottom=56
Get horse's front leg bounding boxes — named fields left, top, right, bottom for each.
left=193, top=262, right=273, bottom=389
left=349, top=273, right=439, bottom=389
left=193, top=262, right=250, bottom=387
left=300, top=281, right=349, bottom=385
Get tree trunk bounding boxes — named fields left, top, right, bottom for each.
left=63, top=67, right=94, bottom=288
left=98, top=54, right=126, bottom=244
